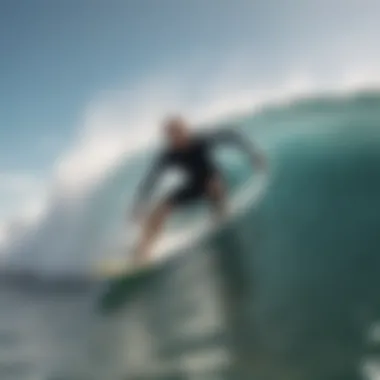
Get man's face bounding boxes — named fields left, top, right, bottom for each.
left=164, top=118, right=190, bottom=149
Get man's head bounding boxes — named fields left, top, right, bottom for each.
left=162, top=116, right=191, bottom=149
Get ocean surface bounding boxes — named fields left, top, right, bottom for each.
left=1, top=91, right=380, bottom=379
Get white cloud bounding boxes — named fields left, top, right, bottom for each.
left=0, top=173, right=43, bottom=193
left=0, top=173, right=48, bottom=223
left=0, top=223, right=8, bottom=252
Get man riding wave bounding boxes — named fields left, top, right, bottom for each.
left=132, top=116, right=266, bottom=266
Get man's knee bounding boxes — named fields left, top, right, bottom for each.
left=208, top=177, right=225, bottom=199
left=206, top=178, right=226, bottom=215
left=150, top=202, right=172, bottom=224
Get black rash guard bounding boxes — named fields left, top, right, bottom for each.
left=136, top=128, right=256, bottom=207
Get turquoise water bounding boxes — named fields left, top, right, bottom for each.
left=1, top=91, right=380, bottom=379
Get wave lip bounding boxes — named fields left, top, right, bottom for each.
left=2, top=89, right=380, bottom=276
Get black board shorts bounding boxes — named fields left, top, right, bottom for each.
left=167, top=182, right=207, bottom=207
left=166, top=171, right=221, bottom=207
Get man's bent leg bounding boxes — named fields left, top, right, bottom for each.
left=207, top=177, right=227, bottom=221
left=133, top=202, right=172, bottom=265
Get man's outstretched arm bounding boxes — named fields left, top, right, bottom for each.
left=208, top=127, right=267, bottom=169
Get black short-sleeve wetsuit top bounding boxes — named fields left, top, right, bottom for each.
left=136, top=128, right=253, bottom=207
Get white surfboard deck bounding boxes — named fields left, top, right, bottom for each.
left=93, top=169, right=269, bottom=279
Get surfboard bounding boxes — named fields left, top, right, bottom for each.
left=93, top=168, right=269, bottom=280
left=96, top=167, right=269, bottom=313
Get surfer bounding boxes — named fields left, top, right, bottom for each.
left=131, top=116, right=266, bottom=265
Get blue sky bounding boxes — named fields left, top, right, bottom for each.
left=0, top=0, right=270, bottom=172
left=1, top=0, right=380, bottom=249
left=1, top=0, right=379, bottom=169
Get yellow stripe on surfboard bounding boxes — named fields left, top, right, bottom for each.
left=92, top=257, right=155, bottom=279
